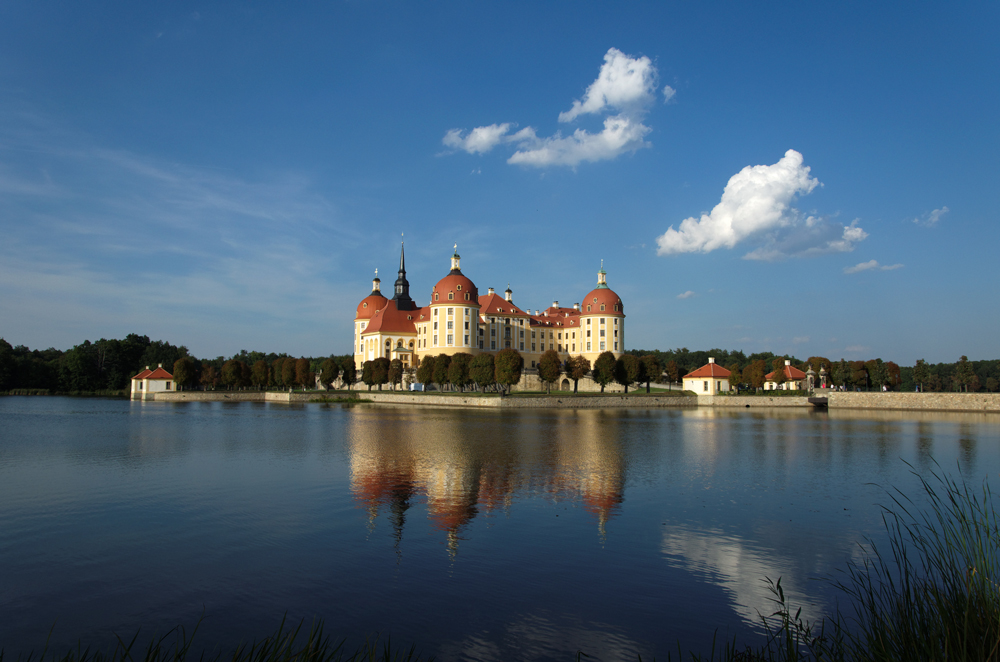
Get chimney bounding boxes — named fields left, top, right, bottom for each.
left=505, top=289, right=513, bottom=302
left=488, top=287, right=495, bottom=295
left=784, top=359, right=791, bottom=366
left=158, top=363, right=162, bottom=368
left=573, top=303, right=580, bottom=311
left=708, top=357, right=715, bottom=364
left=552, top=300, right=559, bottom=309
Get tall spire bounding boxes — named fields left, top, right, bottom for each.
left=392, top=237, right=414, bottom=309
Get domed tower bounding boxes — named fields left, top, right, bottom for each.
left=579, top=261, right=625, bottom=364
left=354, top=269, right=388, bottom=368
left=424, top=245, right=480, bottom=355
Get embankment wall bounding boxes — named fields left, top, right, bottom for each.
left=826, top=391, right=1000, bottom=412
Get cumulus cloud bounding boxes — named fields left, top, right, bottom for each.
left=843, top=260, right=904, bottom=274
left=656, top=150, right=868, bottom=261
left=676, top=290, right=695, bottom=299
left=913, top=206, right=949, bottom=227
left=557, top=48, right=657, bottom=122
left=442, top=48, right=666, bottom=168
left=662, top=85, right=676, bottom=103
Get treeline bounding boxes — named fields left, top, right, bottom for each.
left=0, top=335, right=350, bottom=393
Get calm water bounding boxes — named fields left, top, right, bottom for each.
left=1, top=397, right=998, bottom=660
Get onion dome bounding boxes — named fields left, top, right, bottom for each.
left=431, top=245, right=478, bottom=304
left=356, top=269, right=387, bottom=319
left=581, top=261, right=624, bottom=315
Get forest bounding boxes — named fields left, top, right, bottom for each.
left=1, top=334, right=997, bottom=394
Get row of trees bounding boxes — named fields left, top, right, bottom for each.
left=171, top=355, right=356, bottom=391
left=410, top=349, right=525, bottom=394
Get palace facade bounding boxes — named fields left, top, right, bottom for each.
left=354, top=244, right=625, bottom=371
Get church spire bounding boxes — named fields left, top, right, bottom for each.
left=392, top=236, right=414, bottom=309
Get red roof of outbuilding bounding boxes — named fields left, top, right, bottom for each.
left=685, top=362, right=731, bottom=378
left=132, top=366, right=173, bottom=380
left=765, top=364, right=807, bottom=381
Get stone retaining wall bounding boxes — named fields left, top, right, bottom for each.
left=695, top=395, right=813, bottom=408
left=826, top=391, right=1000, bottom=412
left=360, top=392, right=698, bottom=409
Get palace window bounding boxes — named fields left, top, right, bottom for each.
left=571, top=344, right=575, bottom=352
left=465, top=293, right=470, bottom=300
left=614, top=329, right=617, bottom=337
left=491, top=341, right=496, bottom=350
left=447, top=321, right=453, bottom=330
left=448, top=293, right=454, bottom=300
left=479, top=340, right=484, bottom=349
left=587, top=342, right=591, bottom=351
left=614, top=342, right=619, bottom=351
left=447, top=308, right=453, bottom=315
left=504, top=328, right=511, bottom=339
left=447, top=334, right=454, bottom=345
left=600, top=304, right=605, bottom=311
left=505, top=341, right=510, bottom=348
left=600, top=329, right=605, bottom=337
left=600, top=341, right=605, bottom=351
left=456, top=284, right=462, bottom=290
left=464, top=335, right=469, bottom=345
left=532, top=343, right=536, bottom=351
left=433, top=309, right=438, bottom=316
left=434, top=322, right=438, bottom=330
left=519, top=342, right=524, bottom=350
left=519, top=330, right=523, bottom=338
left=491, top=329, right=496, bottom=336
left=557, top=332, right=562, bottom=340
left=435, top=294, right=439, bottom=301
left=464, top=321, right=469, bottom=330
left=479, top=328, right=484, bottom=336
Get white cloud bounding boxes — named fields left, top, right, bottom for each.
left=843, top=260, right=904, bottom=274
left=662, top=85, right=676, bottom=103
left=507, top=114, right=650, bottom=167
left=913, top=206, right=949, bottom=227
left=443, top=48, right=665, bottom=168
left=656, top=150, right=868, bottom=261
left=676, top=290, right=695, bottom=299
left=557, top=48, right=657, bottom=122
left=793, top=336, right=810, bottom=344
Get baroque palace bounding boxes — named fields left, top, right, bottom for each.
left=354, top=243, right=625, bottom=371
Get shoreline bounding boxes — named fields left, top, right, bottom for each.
left=128, top=389, right=1000, bottom=413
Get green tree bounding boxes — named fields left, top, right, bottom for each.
left=986, top=377, right=999, bottom=392
left=416, top=355, right=435, bottom=387
left=319, top=358, right=339, bottom=390
left=361, top=361, right=375, bottom=391
left=567, top=355, right=591, bottom=394
left=172, top=357, right=196, bottom=391
left=0, top=338, right=14, bottom=390
left=727, top=363, right=742, bottom=391
left=615, top=354, right=643, bottom=393
left=340, top=358, right=357, bottom=392
left=850, top=361, right=868, bottom=390
left=495, top=348, right=523, bottom=395
left=252, top=359, right=271, bottom=390
left=387, top=358, right=404, bottom=391
left=200, top=362, right=218, bottom=390
left=771, top=359, right=787, bottom=388
left=805, top=356, right=833, bottom=375
left=592, top=351, right=616, bottom=393
left=537, top=349, right=562, bottom=394
left=955, top=356, right=975, bottom=392
left=469, top=353, right=495, bottom=391
left=372, top=357, right=390, bottom=390
left=221, top=360, right=244, bottom=390
left=432, top=354, right=452, bottom=390
left=640, top=354, right=661, bottom=393
left=447, top=353, right=472, bottom=392
left=913, top=359, right=928, bottom=392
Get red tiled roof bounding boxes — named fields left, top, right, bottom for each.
left=581, top=287, right=624, bottom=315
left=132, top=367, right=173, bottom=380
left=477, top=292, right=529, bottom=317
left=530, top=306, right=581, bottom=327
left=432, top=273, right=478, bottom=303
left=765, top=364, right=807, bottom=381
left=356, top=292, right=388, bottom=320
left=362, top=301, right=419, bottom=335
left=685, top=362, right=731, bottom=378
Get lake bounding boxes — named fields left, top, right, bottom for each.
left=1, top=397, right=997, bottom=661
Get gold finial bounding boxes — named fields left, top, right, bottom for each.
left=375, top=268, right=378, bottom=277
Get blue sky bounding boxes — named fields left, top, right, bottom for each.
left=0, top=1, right=996, bottom=364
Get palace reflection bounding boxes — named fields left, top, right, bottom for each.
left=347, top=408, right=626, bottom=555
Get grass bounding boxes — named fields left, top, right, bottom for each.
left=2, top=389, right=128, bottom=398
left=7, top=467, right=995, bottom=662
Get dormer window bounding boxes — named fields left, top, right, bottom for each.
left=435, top=293, right=439, bottom=301
left=448, top=292, right=454, bottom=300
left=587, top=305, right=592, bottom=312
left=600, top=304, right=605, bottom=311
left=465, top=293, right=470, bottom=301
left=593, top=297, right=598, bottom=303
left=363, top=303, right=368, bottom=308
left=457, top=284, right=462, bottom=290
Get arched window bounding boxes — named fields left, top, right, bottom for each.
left=435, top=293, right=439, bottom=301
left=448, top=292, right=454, bottom=300
left=600, top=304, right=605, bottom=311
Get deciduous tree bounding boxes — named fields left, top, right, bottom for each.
left=447, top=353, right=471, bottom=392
left=200, top=363, right=218, bottom=390
left=640, top=354, right=661, bottom=393
left=173, top=357, right=196, bottom=391
left=295, top=358, right=311, bottom=390
left=955, top=356, right=975, bottom=392
left=913, top=359, right=928, bottom=392
left=340, top=358, right=357, bottom=392
left=388, top=358, right=404, bottom=391
left=567, top=355, right=591, bottom=393
left=361, top=361, right=375, bottom=391
left=432, top=354, right=452, bottom=390
left=372, top=357, right=390, bottom=390
left=615, top=354, right=643, bottom=393
left=495, top=349, right=523, bottom=395
left=319, top=359, right=339, bottom=390
left=727, top=363, right=742, bottom=391
left=469, top=354, right=495, bottom=391
left=744, top=360, right=766, bottom=391
left=416, top=355, right=435, bottom=387
left=663, top=360, right=679, bottom=385
left=281, top=358, right=296, bottom=389
left=592, top=351, right=615, bottom=393
left=537, top=349, right=562, bottom=394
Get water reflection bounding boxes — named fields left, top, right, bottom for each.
left=348, top=408, right=628, bottom=554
